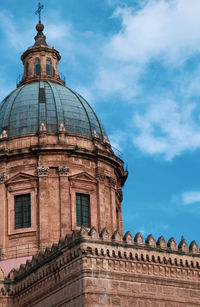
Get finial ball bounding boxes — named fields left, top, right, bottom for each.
left=36, top=23, right=44, bottom=32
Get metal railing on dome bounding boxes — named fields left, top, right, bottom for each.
left=59, top=72, right=66, bottom=84
left=111, top=145, right=123, bottom=159
left=16, top=72, right=66, bottom=87
left=16, top=73, right=23, bottom=87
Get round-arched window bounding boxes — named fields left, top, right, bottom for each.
left=34, top=59, right=41, bottom=76
left=46, top=59, right=52, bottom=75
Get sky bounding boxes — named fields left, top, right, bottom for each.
left=0, top=0, right=200, bottom=248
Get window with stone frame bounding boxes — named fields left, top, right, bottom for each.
left=15, top=194, right=31, bottom=229
left=34, top=58, right=41, bottom=75
left=26, top=62, right=29, bottom=77
left=46, top=59, right=52, bottom=75
left=76, top=193, right=90, bottom=228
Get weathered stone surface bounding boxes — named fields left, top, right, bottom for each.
left=1, top=230, right=200, bottom=307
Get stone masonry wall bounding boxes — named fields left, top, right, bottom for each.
left=1, top=227, right=199, bottom=306
left=0, top=133, right=125, bottom=261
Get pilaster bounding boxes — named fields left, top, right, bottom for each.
left=37, top=167, right=49, bottom=248
left=0, top=174, right=7, bottom=253
left=58, top=167, right=71, bottom=236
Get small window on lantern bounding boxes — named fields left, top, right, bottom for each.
left=46, top=59, right=52, bottom=76
left=26, top=62, right=29, bottom=77
left=34, top=59, right=41, bottom=76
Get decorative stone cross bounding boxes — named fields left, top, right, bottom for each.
left=35, top=2, right=44, bottom=24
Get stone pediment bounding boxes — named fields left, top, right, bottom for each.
left=5, top=172, right=37, bottom=185
left=69, top=172, right=97, bottom=184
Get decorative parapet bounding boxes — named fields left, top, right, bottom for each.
left=2, top=227, right=200, bottom=298
left=0, top=173, right=7, bottom=184
left=37, top=166, right=49, bottom=177
left=57, top=166, right=70, bottom=176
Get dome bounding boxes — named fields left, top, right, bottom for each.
left=0, top=81, right=107, bottom=140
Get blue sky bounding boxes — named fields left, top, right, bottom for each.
left=0, top=0, right=200, bottom=247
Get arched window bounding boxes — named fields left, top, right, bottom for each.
left=26, top=62, right=29, bottom=77
left=46, top=59, right=52, bottom=75
left=34, top=59, right=41, bottom=76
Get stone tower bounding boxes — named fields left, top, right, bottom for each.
left=0, top=20, right=127, bottom=268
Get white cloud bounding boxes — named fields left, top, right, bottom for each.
left=94, top=0, right=200, bottom=101
left=172, top=190, right=200, bottom=206
left=46, top=24, right=70, bottom=41
left=94, top=63, right=142, bottom=101
left=182, top=191, right=200, bottom=205
left=109, top=130, right=128, bottom=154
left=0, top=10, right=33, bottom=51
left=132, top=99, right=200, bottom=160
left=107, top=0, right=200, bottom=65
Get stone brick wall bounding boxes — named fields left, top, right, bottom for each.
left=1, top=227, right=199, bottom=306
left=0, top=134, right=126, bottom=261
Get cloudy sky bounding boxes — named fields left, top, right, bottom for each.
left=0, top=0, right=200, bottom=247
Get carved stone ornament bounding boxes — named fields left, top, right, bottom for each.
left=109, top=177, right=117, bottom=188
left=0, top=146, right=10, bottom=153
left=37, top=166, right=49, bottom=177
left=96, top=173, right=106, bottom=182
left=39, top=123, right=46, bottom=132
left=58, top=166, right=70, bottom=176
left=0, top=130, right=8, bottom=139
left=103, top=135, right=110, bottom=144
left=0, top=173, right=7, bottom=183
left=59, top=123, right=66, bottom=133
left=93, top=130, right=100, bottom=139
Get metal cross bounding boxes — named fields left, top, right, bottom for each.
left=35, top=2, right=44, bottom=24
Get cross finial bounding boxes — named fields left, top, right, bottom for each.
left=35, top=2, right=44, bottom=24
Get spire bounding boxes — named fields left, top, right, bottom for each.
left=34, top=3, right=47, bottom=46
left=18, top=3, right=65, bottom=87
left=34, top=23, right=47, bottom=46
left=35, top=2, right=44, bottom=24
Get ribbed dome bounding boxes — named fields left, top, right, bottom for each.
left=0, top=81, right=107, bottom=140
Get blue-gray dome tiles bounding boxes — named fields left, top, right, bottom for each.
left=0, top=81, right=107, bottom=141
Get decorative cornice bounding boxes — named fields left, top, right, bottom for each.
left=37, top=166, right=49, bottom=177
left=57, top=166, right=70, bottom=176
